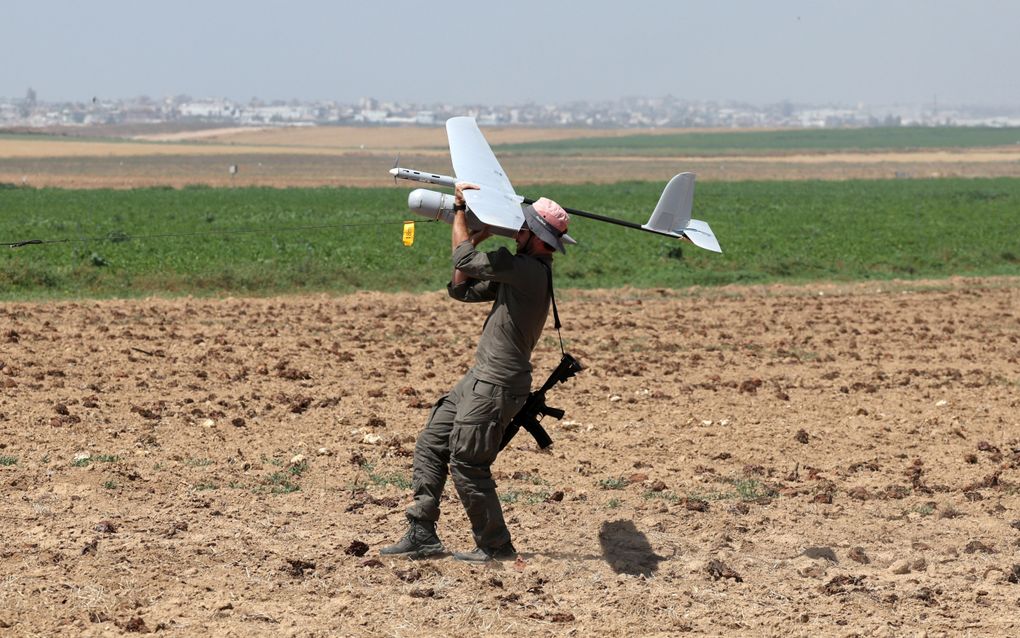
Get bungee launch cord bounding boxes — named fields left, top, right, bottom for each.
left=3, top=219, right=433, bottom=249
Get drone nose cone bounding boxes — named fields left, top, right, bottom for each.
left=389, top=168, right=399, bottom=176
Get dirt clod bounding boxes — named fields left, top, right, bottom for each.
left=964, top=540, right=995, bottom=554
left=801, top=546, right=838, bottom=563
left=288, top=396, right=313, bottom=414
left=977, top=441, right=999, bottom=453
left=395, top=568, right=421, bottom=583
left=890, top=559, right=912, bottom=575
left=706, top=559, right=742, bottom=582
left=738, top=378, right=762, bottom=394
left=848, top=487, right=870, bottom=501
left=119, top=617, right=149, bottom=633
left=914, top=587, right=937, bottom=606
left=345, top=541, right=369, bottom=557
left=820, top=575, right=866, bottom=595
left=1007, top=565, right=1020, bottom=584
left=848, top=547, right=870, bottom=564
left=684, top=498, right=709, bottom=512
left=282, top=559, right=316, bottom=577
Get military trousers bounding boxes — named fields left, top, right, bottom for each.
left=406, top=369, right=529, bottom=549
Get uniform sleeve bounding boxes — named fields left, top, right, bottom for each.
left=452, top=241, right=530, bottom=288
left=447, top=278, right=499, bottom=303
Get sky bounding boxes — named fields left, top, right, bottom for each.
left=3, top=0, right=1018, bottom=107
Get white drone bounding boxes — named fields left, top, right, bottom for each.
left=391, top=116, right=722, bottom=253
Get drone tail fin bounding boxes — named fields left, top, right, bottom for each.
left=643, top=173, right=694, bottom=235
left=682, top=219, right=722, bottom=253
left=641, top=173, right=722, bottom=253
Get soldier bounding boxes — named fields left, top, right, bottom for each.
left=381, top=181, right=571, bottom=562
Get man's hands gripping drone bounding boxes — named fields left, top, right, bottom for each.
left=452, top=181, right=491, bottom=248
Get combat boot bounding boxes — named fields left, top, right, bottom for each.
left=379, top=517, right=445, bottom=558
left=452, top=541, right=517, bottom=563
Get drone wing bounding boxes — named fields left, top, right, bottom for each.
left=446, top=116, right=525, bottom=232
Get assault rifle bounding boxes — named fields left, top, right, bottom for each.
left=499, top=353, right=584, bottom=451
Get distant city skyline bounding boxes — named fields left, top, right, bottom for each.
left=3, top=1, right=1019, bottom=107
left=9, top=93, right=1018, bottom=131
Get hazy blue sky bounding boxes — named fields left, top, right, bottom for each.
left=3, top=0, right=1018, bottom=106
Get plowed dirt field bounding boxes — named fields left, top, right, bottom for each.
left=2, top=278, right=1019, bottom=636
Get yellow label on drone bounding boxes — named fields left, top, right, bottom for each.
left=402, top=221, right=415, bottom=246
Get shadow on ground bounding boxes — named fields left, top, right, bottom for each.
left=598, top=519, right=666, bottom=577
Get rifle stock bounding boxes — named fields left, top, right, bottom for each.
left=499, top=353, right=583, bottom=451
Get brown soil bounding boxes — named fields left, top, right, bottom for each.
left=2, top=277, right=1019, bottom=636
left=4, top=128, right=1020, bottom=188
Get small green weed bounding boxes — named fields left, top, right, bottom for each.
left=499, top=489, right=549, bottom=505
left=513, top=472, right=550, bottom=486
left=643, top=490, right=681, bottom=504
left=607, top=498, right=622, bottom=509
left=73, top=454, right=118, bottom=468
left=598, top=477, right=628, bottom=490
left=369, top=471, right=411, bottom=490
left=731, top=478, right=778, bottom=501
left=185, top=458, right=213, bottom=467
left=194, top=483, right=219, bottom=491
left=263, top=472, right=300, bottom=494
left=0, top=456, right=17, bottom=466
left=261, top=455, right=284, bottom=467
left=913, top=503, right=935, bottom=517
left=102, top=480, right=118, bottom=490
left=688, top=478, right=778, bottom=503
left=525, top=491, right=551, bottom=505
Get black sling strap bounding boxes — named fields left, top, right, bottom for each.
left=543, top=263, right=565, bottom=355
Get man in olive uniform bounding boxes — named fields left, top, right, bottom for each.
left=381, top=182, right=571, bottom=562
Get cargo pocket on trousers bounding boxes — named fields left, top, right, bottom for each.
left=451, top=419, right=503, bottom=465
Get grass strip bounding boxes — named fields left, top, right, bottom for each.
left=2, top=179, right=1018, bottom=300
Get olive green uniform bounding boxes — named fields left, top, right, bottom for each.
left=406, top=240, right=552, bottom=549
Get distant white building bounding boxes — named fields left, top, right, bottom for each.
left=356, top=109, right=389, bottom=123
left=240, top=104, right=314, bottom=124
left=179, top=100, right=237, bottom=119
left=0, top=102, right=18, bottom=123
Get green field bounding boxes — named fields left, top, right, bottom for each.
left=495, top=126, right=1020, bottom=156
left=2, top=179, right=1019, bottom=300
